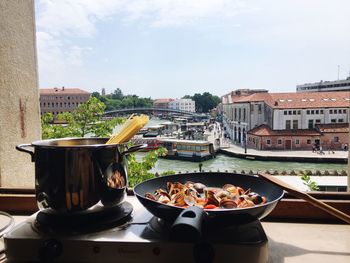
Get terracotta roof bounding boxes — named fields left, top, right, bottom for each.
left=40, top=87, right=90, bottom=94
left=316, top=123, right=349, bottom=133
left=154, top=98, right=174, bottom=103
left=248, top=124, right=321, bottom=136
left=234, top=91, right=350, bottom=109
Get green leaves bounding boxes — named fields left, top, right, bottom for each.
left=41, top=97, right=123, bottom=139
left=301, top=174, right=319, bottom=191
left=127, top=147, right=168, bottom=187
left=185, top=92, right=221, bottom=113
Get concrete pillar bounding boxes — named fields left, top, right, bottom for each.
left=0, top=0, right=41, bottom=187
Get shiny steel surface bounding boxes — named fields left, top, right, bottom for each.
left=16, top=138, right=144, bottom=213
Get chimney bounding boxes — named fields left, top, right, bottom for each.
left=62, top=86, right=65, bottom=91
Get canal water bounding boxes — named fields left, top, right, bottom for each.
left=136, top=153, right=348, bottom=174
left=122, top=118, right=347, bottom=174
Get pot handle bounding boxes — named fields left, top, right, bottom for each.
left=121, top=144, right=148, bottom=157
left=170, top=206, right=207, bottom=242
left=16, top=144, right=35, bottom=162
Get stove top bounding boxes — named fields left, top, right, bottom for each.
left=4, top=197, right=268, bottom=263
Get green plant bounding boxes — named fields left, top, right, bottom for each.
left=301, top=174, right=319, bottom=191
left=41, top=97, right=124, bottom=139
left=127, top=147, right=168, bottom=187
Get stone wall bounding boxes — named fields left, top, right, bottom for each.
left=0, top=0, right=40, bottom=187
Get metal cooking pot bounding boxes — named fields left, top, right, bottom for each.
left=16, top=138, right=146, bottom=213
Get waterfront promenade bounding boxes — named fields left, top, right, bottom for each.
left=205, top=122, right=348, bottom=163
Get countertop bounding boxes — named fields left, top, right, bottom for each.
left=1, top=198, right=349, bottom=263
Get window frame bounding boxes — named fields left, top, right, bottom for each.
left=1, top=188, right=350, bottom=223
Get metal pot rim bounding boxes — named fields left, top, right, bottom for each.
left=31, top=137, right=127, bottom=148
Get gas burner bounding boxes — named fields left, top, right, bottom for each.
left=33, top=201, right=133, bottom=235
left=4, top=198, right=269, bottom=263
left=146, top=215, right=267, bottom=244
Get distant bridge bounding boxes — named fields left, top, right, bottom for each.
left=104, top=107, right=201, bottom=117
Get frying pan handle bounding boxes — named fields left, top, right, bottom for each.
left=171, top=206, right=207, bottom=242
left=121, top=144, right=147, bottom=157
left=16, top=144, right=35, bottom=162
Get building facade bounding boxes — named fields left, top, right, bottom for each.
left=168, top=99, right=196, bottom=112
left=153, top=98, right=174, bottom=109
left=40, top=87, right=90, bottom=116
left=297, top=78, right=350, bottom=92
left=222, top=90, right=350, bottom=150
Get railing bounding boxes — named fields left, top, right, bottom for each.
left=104, top=107, right=201, bottom=116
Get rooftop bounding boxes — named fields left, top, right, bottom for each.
left=233, top=91, right=350, bottom=109
left=316, top=123, right=349, bottom=133
left=248, top=124, right=322, bottom=136
left=40, top=87, right=90, bottom=95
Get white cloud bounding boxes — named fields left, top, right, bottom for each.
left=35, top=0, right=350, bottom=94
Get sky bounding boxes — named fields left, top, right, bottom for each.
left=35, top=0, right=350, bottom=99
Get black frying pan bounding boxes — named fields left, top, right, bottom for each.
left=134, top=172, right=284, bottom=241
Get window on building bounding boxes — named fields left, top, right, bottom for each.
left=307, top=110, right=310, bottom=114
left=308, top=119, right=314, bottom=129
left=285, top=120, right=291, bottom=129
left=334, top=137, right=339, bottom=142
left=258, top=104, right=262, bottom=113
left=234, top=108, right=237, bottom=120
left=307, top=139, right=311, bottom=144
left=297, top=110, right=301, bottom=115
left=338, top=119, right=344, bottom=123
left=331, top=119, right=336, bottom=123
left=288, top=110, right=292, bottom=115
left=320, top=110, right=324, bottom=114
left=284, top=110, right=287, bottom=115
left=250, top=104, right=254, bottom=112
left=277, top=139, right=282, bottom=144
left=243, top=108, right=246, bottom=121
left=292, top=120, right=298, bottom=129
left=343, top=109, right=346, bottom=113
left=239, top=108, right=241, bottom=120
left=315, top=110, right=319, bottom=114
left=330, top=109, right=333, bottom=114
left=293, top=110, right=296, bottom=115
left=295, top=139, right=300, bottom=145
left=266, top=139, right=271, bottom=145
left=252, top=138, right=255, bottom=143
left=311, top=110, right=314, bottom=114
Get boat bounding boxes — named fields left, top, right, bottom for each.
left=131, top=137, right=161, bottom=151
left=158, top=138, right=215, bottom=162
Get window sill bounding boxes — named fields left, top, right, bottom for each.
left=1, top=189, right=350, bottom=223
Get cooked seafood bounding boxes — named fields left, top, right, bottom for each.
left=144, top=181, right=267, bottom=210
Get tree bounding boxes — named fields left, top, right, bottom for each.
left=191, top=92, right=220, bottom=113
left=41, top=97, right=124, bottom=139
left=111, top=88, right=124, bottom=100
left=91, top=91, right=101, bottom=99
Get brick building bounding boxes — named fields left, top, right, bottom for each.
left=40, top=87, right=90, bottom=116
left=153, top=98, right=174, bottom=109
left=247, top=123, right=348, bottom=151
